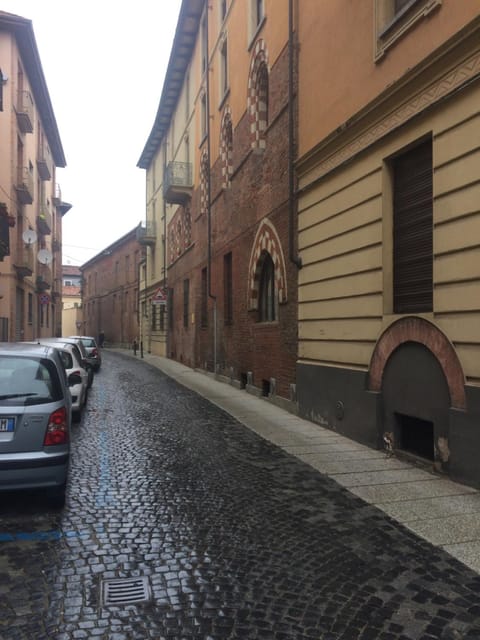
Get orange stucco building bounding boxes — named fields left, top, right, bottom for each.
left=0, top=11, right=70, bottom=340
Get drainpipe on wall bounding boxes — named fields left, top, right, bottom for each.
left=206, top=4, right=217, bottom=373
left=289, top=0, right=302, bottom=269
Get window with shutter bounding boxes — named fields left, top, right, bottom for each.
left=393, top=139, right=433, bottom=314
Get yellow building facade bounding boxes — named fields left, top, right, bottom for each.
left=0, top=11, right=69, bottom=340
left=296, top=1, right=480, bottom=486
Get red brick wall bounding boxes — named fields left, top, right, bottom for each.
left=167, top=45, right=297, bottom=399
left=81, top=229, right=143, bottom=346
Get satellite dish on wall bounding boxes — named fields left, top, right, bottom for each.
left=22, top=229, right=37, bottom=245
left=37, top=249, right=53, bottom=265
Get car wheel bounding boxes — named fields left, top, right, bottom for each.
left=73, top=409, right=82, bottom=423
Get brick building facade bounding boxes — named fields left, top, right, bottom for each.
left=81, top=228, right=143, bottom=347
left=139, top=0, right=299, bottom=406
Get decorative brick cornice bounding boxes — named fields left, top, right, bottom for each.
left=299, top=48, right=480, bottom=185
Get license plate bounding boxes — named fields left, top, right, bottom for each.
left=0, top=417, right=15, bottom=433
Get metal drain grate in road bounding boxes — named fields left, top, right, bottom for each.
left=101, top=577, right=151, bottom=606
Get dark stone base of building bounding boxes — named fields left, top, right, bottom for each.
left=297, top=361, right=480, bottom=490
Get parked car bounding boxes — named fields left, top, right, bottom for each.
left=46, top=337, right=94, bottom=388
left=32, top=341, right=89, bottom=421
left=68, top=336, right=102, bottom=372
left=0, top=342, right=80, bottom=507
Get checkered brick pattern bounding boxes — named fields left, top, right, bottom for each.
left=168, top=207, right=192, bottom=264
left=169, top=228, right=176, bottom=265
left=220, top=107, right=233, bottom=189
left=200, top=151, right=209, bottom=215
left=247, top=39, right=269, bottom=150
left=248, top=219, right=287, bottom=310
left=184, top=206, right=192, bottom=248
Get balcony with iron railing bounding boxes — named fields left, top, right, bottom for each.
left=163, top=162, right=193, bottom=205
left=14, top=167, right=34, bottom=204
left=136, top=220, right=157, bottom=246
left=15, top=90, right=34, bottom=133
left=37, top=146, right=52, bottom=181
left=37, top=263, right=52, bottom=291
left=53, top=183, right=62, bottom=205
left=13, top=245, right=34, bottom=278
left=37, top=205, right=52, bottom=235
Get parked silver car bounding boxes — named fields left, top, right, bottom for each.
left=46, top=337, right=94, bottom=388
left=68, top=336, right=102, bottom=372
left=33, top=341, right=89, bottom=421
left=0, top=343, right=80, bottom=507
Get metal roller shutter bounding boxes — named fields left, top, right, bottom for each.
left=393, top=140, right=433, bottom=313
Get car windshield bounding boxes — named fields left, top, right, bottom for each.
left=0, top=356, right=62, bottom=406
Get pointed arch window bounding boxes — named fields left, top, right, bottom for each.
left=257, top=62, right=268, bottom=143
left=248, top=42, right=269, bottom=150
left=258, top=252, right=275, bottom=322
left=220, top=109, right=233, bottom=188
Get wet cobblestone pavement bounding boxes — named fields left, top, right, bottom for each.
left=2, top=351, right=480, bottom=640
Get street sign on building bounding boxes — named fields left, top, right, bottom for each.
left=152, top=287, right=167, bottom=305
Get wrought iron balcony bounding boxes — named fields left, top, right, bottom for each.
left=53, top=183, right=62, bottom=205
left=37, top=147, right=52, bottom=181
left=13, top=246, right=34, bottom=278
left=37, top=264, right=52, bottom=290
left=163, top=162, right=193, bottom=205
left=37, top=206, right=52, bottom=235
left=15, top=167, right=34, bottom=204
left=136, top=220, right=157, bottom=246
left=15, top=90, right=34, bottom=133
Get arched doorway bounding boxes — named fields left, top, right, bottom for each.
left=382, top=342, right=450, bottom=467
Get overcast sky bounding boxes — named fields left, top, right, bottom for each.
left=3, top=0, right=182, bottom=265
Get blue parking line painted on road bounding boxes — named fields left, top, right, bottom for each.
left=95, top=430, right=116, bottom=508
left=94, top=383, right=117, bottom=509
left=0, top=529, right=90, bottom=542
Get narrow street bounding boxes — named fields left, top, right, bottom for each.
left=1, top=350, right=480, bottom=640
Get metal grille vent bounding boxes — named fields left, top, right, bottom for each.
left=101, top=577, right=151, bottom=606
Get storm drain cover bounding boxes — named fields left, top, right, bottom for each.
left=101, top=577, right=151, bottom=606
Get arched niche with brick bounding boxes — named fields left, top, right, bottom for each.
left=368, top=316, right=466, bottom=410
left=247, top=39, right=269, bottom=150
left=220, top=106, right=233, bottom=189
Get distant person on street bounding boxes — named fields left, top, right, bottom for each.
left=98, top=331, right=105, bottom=348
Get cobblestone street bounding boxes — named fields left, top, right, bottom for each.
left=1, top=351, right=480, bottom=640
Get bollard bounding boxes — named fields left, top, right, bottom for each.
left=140, top=341, right=144, bottom=359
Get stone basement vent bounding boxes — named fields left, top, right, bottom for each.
left=101, top=577, right=151, bottom=606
